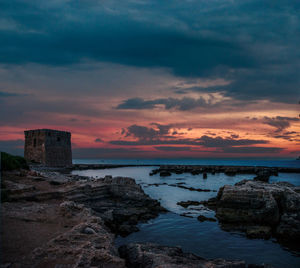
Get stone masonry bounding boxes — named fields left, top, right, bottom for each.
left=24, top=129, right=72, bottom=167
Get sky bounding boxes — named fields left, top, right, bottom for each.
left=0, top=0, right=299, bottom=159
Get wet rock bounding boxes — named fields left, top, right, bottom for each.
left=118, top=224, right=139, bottom=236
left=147, top=183, right=167, bottom=187
left=177, top=200, right=203, bottom=208
left=246, top=226, right=272, bottom=239
left=180, top=212, right=194, bottom=218
left=210, top=180, right=300, bottom=242
left=160, top=170, right=171, bottom=177
left=224, top=168, right=237, bottom=176
left=197, top=215, right=216, bottom=222
left=169, top=184, right=216, bottom=192
left=191, top=169, right=201, bottom=175
left=253, top=170, right=271, bottom=182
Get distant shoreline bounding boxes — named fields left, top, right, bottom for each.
left=70, top=163, right=300, bottom=173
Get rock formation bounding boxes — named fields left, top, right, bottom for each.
left=119, top=243, right=271, bottom=268
left=209, top=180, right=300, bottom=242
left=0, top=169, right=280, bottom=267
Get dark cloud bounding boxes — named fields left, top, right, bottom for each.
left=0, top=91, right=24, bottom=97
left=270, top=131, right=300, bottom=141
left=123, top=124, right=173, bottom=141
left=110, top=124, right=269, bottom=148
left=94, top=138, right=103, bottom=143
left=155, top=146, right=191, bottom=151
left=116, top=98, right=157, bottom=110
left=263, top=116, right=299, bottom=132
left=0, top=1, right=254, bottom=76
left=1, top=1, right=299, bottom=103
left=221, top=146, right=283, bottom=154
left=116, top=96, right=214, bottom=111
left=199, top=135, right=268, bottom=148
left=109, top=137, right=269, bottom=147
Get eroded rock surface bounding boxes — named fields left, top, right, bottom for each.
left=64, top=176, right=167, bottom=236
left=119, top=243, right=272, bottom=268
left=23, top=201, right=126, bottom=268
left=211, top=180, right=300, bottom=242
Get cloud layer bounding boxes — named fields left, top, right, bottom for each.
left=1, top=1, right=299, bottom=158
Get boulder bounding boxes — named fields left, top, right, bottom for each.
left=211, top=180, right=300, bottom=242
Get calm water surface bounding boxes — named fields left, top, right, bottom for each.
left=72, top=164, right=300, bottom=268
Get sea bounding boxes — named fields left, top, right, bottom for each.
left=72, top=158, right=300, bottom=268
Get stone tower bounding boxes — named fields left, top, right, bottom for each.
left=24, top=129, right=72, bottom=167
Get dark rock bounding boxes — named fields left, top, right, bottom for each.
left=177, top=200, right=203, bottom=208
left=160, top=170, right=171, bottom=177
left=210, top=180, right=300, bottom=242
left=253, top=170, right=271, bottom=182
left=118, top=224, right=139, bottom=237
left=246, top=226, right=272, bottom=239
left=191, top=169, right=200, bottom=175
left=180, top=212, right=194, bottom=218
left=150, top=165, right=300, bottom=178
left=224, top=168, right=237, bottom=176
left=67, top=176, right=167, bottom=236
left=197, top=215, right=216, bottom=222
left=169, top=184, right=215, bottom=192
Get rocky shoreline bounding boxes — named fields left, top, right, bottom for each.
left=150, top=165, right=300, bottom=180
left=1, top=166, right=298, bottom=267
left=201, top=179, right=300, bottom=244
left=36, top=163, right=300, bottom=175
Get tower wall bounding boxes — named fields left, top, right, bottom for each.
left=24, top=129, right=72, bottom=167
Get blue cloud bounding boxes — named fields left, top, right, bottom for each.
left=0, top=0, right=299, bottom=102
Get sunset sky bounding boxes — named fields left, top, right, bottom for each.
left=0, top=0, right=299, bottom=158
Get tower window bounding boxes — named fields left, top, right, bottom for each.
left=33, top=138, right=36, bottom=147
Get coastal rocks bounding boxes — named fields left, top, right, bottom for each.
left=253, top=170, right=271, bottom=182
left=224, top=167, right=237, bottom=176
left=169, top=184, right=216, bottom=192
left=197, top=215, right=217, bottom=222
left=177, top=200, right=204, bottom=208
left=149, top=165, right=299, bottom=178
left=3, top=171, right=166, bottom=237
left=24, top=203, right=126, bottom=268
left=210, top=180, right=300, bottom=241
left=119, top=243, right=251, bottom=268
left=246, top=226, right=272, bottom=239
left=159, top=170, right=171, bottom=177
left=65, top=176, right=167, bottom=236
